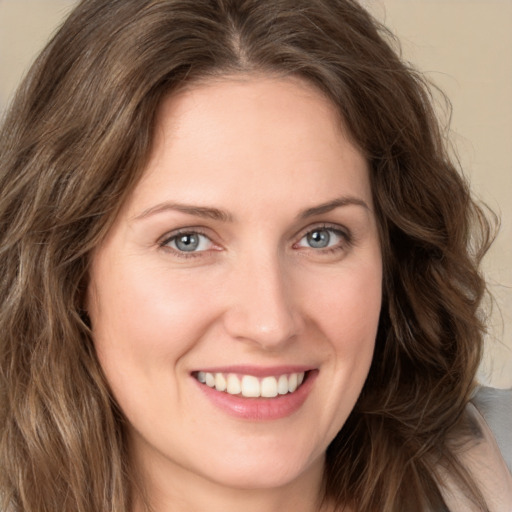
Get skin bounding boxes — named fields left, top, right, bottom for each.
left=87, top=76, right=382, bottom=512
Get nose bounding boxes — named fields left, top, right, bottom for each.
left=222, top=252, right=304, bottom=349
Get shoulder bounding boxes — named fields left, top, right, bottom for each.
left=471, top=386, right=512, bottom=472
left=439, top=386, right=512, bottom=512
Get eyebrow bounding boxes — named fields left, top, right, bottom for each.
left=133, top=202, right=234, bottom=222
left=133, top=195, right=369, bottom=223
left=298, top=197, right=370, bottom=219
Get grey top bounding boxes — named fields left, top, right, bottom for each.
left=431, top=386, right=512, bottom=511
left=472, top=386, right=512, bottom=473
left=438, top=385, right=512, bottom=511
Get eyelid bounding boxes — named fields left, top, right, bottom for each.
left=159, top=227, right=207, bottom=246
left=293, top=223, right=353, bottom=251
left=157, top=223, right=353, bottom=259
left=295, top=223, right=351, bottom=242
left=158, top=227, right=220, bottom=257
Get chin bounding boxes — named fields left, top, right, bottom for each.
left=206, top=468, right=307, bottom=491
left=195, top=445, right=324, bottom=491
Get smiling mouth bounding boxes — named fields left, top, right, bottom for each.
left=193, top=371, right=308, bottom=398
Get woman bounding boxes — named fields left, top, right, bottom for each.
left=0, top=0, right=510, bottom=511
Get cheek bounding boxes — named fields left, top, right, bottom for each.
left=88, top=258, right=218, bottom=379
left=290, top=260, right=381, bottom=446
left=304, top=261, right=382, bottom=351
left=302, top=258, right=381, bottom=405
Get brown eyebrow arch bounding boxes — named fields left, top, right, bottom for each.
left=133, top=202, right=234, bottom=222
left=134, top=196, right=369, bottom=223
left=298, top=196, right=370, bottom=219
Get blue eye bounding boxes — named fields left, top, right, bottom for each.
left=306, top=229, right=331, bottom=248
left=297, top=227, right=347, bottom=250
left=163, top=232, right=213, bottom=253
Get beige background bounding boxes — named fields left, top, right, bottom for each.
left=1, top=0, right=511, bottom=388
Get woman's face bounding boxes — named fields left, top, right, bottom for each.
left=87, top=77, right=382, bottom=497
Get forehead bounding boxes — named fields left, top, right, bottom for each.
left=126, top=75, right=372, bottom=217
left=152, top=74, right=352, bottom=160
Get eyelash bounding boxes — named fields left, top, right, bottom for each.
left=294, top=224, right=353, bottom=255
left=158, top=224, right=353, bottom=259
left=159, top=228, right=215, bottom=259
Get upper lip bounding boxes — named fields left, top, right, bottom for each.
left=191, top=365, right=315, bottom=377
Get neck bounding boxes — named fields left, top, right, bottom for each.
left=131, top=451, right=332, bottom=512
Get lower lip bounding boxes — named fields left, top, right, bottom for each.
left=194, top=371, right=318, bottom=421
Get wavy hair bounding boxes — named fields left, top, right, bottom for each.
left=0, top=0, right=495, bottom=510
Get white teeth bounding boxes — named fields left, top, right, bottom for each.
left=261, top=376, right=278, bottom=398
left=277, top=375, right=289, bottom=395
left=196, top=371, right=306, bottom=398
left=288, top=373, right=298, bottom=393
left=241, top=375, right=260, bottom=397
left=205, top=372, right=215, bottom=387
left=227, top=374, right=242, bottom=395
left=215, top=373, right=227, bottom=392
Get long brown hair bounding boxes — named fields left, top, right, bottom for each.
left=0, top=1, right=494, bottom=510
